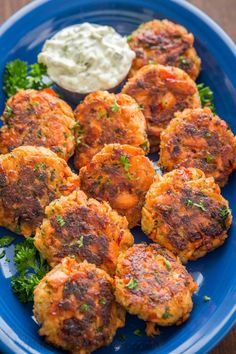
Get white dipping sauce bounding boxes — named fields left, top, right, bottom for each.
left=38, top=23, right=135, bottom=93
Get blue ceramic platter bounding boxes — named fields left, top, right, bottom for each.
left=0, top=0, right=236, bottom=353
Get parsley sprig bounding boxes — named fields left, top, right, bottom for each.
left=11, top=237, right=49, bottom=302
left=3, top=59, right=53, bottom=98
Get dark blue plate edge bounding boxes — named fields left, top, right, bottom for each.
left=0, top=0, right=235, bottom=353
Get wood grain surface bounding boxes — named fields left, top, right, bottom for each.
left=0, top=1, right=235, bottom=354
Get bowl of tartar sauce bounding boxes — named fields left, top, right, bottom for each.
left=38, top=23, right=135, bottom=103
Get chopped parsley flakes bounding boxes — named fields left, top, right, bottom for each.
left=120, top=154, right=130, bottom=172
left=76, top=235, right=84, bottom=248
left=125, top=278, right=138, bottom=290
left=111, top=101, right=120, bottom=112
left=185, top=199, right=206, bottom=212
left=80, top=303, right=90, bottom=312
left=133, top=329, right=142, bottom=336
left=164, top=259, right=172, bottom=271
left=203, top=295, right=211, bottom=301
left=56, top=215, right=65, bottom=227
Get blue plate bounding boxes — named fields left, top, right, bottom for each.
left=0, top=0, right=236, bottom=353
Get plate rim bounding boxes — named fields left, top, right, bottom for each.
left=0, top=0, right=236, bottom=353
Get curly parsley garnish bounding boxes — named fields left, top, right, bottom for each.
left=11, top=237, right=49, bottom=302
left=0, top=236, right=15, bottom=247
left=3, top=59, right=53, bottom=98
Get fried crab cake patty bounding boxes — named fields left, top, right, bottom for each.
left=128, top=19, right=201, bottom=80
left=0, top=89, right=76, bottom=160
left=79, top=144, right=155, bottom=228
left=142, top=168, right=232, bottom=263
left=0, top=146, right=79, bottom=237
left=74, top=91, right=149, bottom=169
left=122, top=64, right=200, bottom=151
left=34, top=258, right=125, bottom=354
left=115, top=243, right=197, bottom=329
left=158, top=107, right=236, bottom=186
left=35, top=189, right=134, bottom=274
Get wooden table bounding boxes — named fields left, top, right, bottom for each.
left=0, top=1, right=235, bottom=353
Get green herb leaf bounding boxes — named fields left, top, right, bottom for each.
left=5, top=105, right=13, bottom=118
left=0, top=250, right=6, bottom=259
left=205, top=154, right=214, bottom=163
left=148, top=60, right=157, bottom=65
left=134, top=329, right=142, bottom=336
left=197, top=83, right=215, bottom=113
left=34, top=162, right=47, bottom=172
left=162, top=307, right=173, bottom=319
left=127, top=35, right=133, bottom=42
left=56, top=215, right=65, bottom=227
left=3, top=60, right=52, bottom=98
left=76, top=235, right=84, bottom=248
left=219, top=205, right=230, bottom=220
left=139, top=141, right=149, bottom=153
left=185, top=199, right=206, bottom=211
left=125, top=278, right=138, bottom=290
left=179, top=55, right=189, bottom=66
left=203, top=295, right=211, bottom=301
left=80, top=303, right=90, bottom=312
left=11, top=237, right=49, bottom=302
left=0, top=236, right=15, bottom=247
left=111, top=101, right=120, bottom=112
left=164, top=259, right=172, bottom=271
left=120, top=154, right=130, bottom=172
left=14, top=237, right=37, bottom=273
left=100, top=297, right=107, bottom=305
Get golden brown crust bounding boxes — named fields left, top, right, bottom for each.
left=0, top=146, right=79, bottom=237
left=74, top=91, right=149, bottom=168
left=115, top=243, right=197, bottom=326
left=0, top=89, right=75, bottom=160
left=128, top=19, right=201, bottom=80
left=142, top=168, right=232, bottom=263
left=122, top=64, right=200, bottom=151
left=35, top=189, right=134, bottom=274
left=158, top=107, right=236, bottom=186
left=79, top=144, right=155, bottom=228
left=34, top=258, right=125, bottom=354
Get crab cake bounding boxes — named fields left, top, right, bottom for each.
left=74, top=91, right=149, bottom=169
left=115, top=243, right=197, bottom=330
left=158, top=107, right=236, bottom=186
left=35, top=189, right=134, bottom=273
left=0, top=146, right=79, bottom=237
left=0, top=89, right=75, bottom=160
left=34, top=258, right=125, bottom=354
left=122, top=64, right=200, bottom=151
left=142, top=168, right=232, bottom=263
left=79, top=144, right=155, bottom=228
left=128, top=19, right=201, bottom=80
